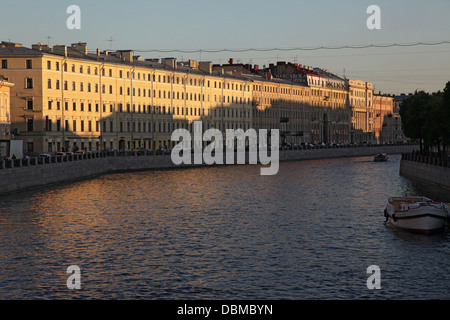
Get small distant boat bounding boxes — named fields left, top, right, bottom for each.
left=374, top=153, right=388, bottom=162
left=384, top=196, right=449, bottom=234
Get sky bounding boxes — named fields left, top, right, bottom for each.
left=1, top=0, right=450, bottom=94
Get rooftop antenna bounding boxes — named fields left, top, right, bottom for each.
left=107, top=36, right=115, bottom=51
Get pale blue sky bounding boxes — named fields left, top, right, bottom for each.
left=1, top=0, right=450, bottom=94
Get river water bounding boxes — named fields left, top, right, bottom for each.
left=0, top=154, right=449, bottom=300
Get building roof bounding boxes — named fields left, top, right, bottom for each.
left=0, top=42, right=252, bottom=83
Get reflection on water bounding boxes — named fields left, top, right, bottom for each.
left=0, top=154, right=449, bottom=299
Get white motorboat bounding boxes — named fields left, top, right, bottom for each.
left=384, top=196, right=449, bottom=234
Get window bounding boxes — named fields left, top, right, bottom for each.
left=1, top=59, right=7, bottom=69
left=26, top=78, right=33, bottom=89
left=65, top=120, right=69, bottom=131
left=47, top=61, right=51, bottom=69
left=27, top=119, right=34, bottom=131
left=27, top=99, right=33, bottom=110
left=73, top=102, right=76, bottom=111
left=47, top=79, right=52, bottom=89
left=73, top=120, right=77, bottom=132
left=56, top=101, right=61, bottom=110
left=56, top=80, right=60, bottom=90
left=80, top=120, right=84, bottom=132
left=72, top=81, right=76, bottom=91
left=56, top=119, right=61, bottom=132
left=48, top=101, right=52, bottom=110
left=26, top=60, right=32, bottom=69
left=27, top=141, right=34, bottom=152
left=80, top=103, right=84, bottom=111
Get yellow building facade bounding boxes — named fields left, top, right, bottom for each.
left=373, top=93, right=394, bottom=143
left=248, top=74, right=310, bottom=146
left=0, top=76, right=14, bottom=156
left=0, top=42, right=253, bottom=153
left=214, top=61, right=351, bottom=145
left=0, top=77, right=13, bottom=136
left=348, top=79, right=374, bottom=143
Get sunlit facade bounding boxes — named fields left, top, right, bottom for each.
left=0, top=76, right=14, bottom=156
left=0, top=42, right=253, bottom=153
left=348, top=79, right=374, bottom=144
left=373, top=93, right=394, bottom=143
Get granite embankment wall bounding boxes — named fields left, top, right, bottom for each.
left=0, top=144, right=417, bottom=196
left=400, top=154, right=450, bottom=189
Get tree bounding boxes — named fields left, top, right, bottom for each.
left=399, top=91, right=429, bottom=153
left=442, top=82, right=450, bottom=154
left=424, top=92, right=443, bottom=155
left=400, top=83, right=450, bottom=156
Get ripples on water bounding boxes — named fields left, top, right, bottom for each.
left=0, top=154, right=449, bottom=299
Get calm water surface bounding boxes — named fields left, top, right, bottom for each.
left=0, top=154, right=449, bottom=299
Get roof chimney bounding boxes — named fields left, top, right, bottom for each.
left=53, top=45, right=68, bottom=57
left=32, top=42, right=50, bottom=52
left=161, top=57, right=177, bottom=69
left=71, top=42, right=88, bottom=55
left=0, top=41, right=22, bottom=48
left=117, top=50, right=133, bottom=63
left=199, top=61, right=212, bottom=74
left=229, top=58, right=234, bottom=65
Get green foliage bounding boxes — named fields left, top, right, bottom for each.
left=400, top=82, right=450, bottom=155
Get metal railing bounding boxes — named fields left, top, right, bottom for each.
left=0, top=143, right=418, bottom=171
left=402, top=153, right=450, bottom=168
